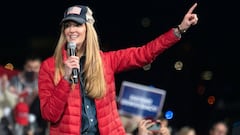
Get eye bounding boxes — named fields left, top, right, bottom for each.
left=63, top=23, right=71, bottom=29
left=63, top=22, right=83, bottom=29
left=75, top=23, right=83, bottom=27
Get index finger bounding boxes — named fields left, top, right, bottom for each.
left=187, top=3, right=197, bottom=14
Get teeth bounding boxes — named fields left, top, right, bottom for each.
left=70, top=35, right=78, bottom=39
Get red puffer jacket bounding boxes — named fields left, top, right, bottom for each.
left=38, top=29, right=180, bottom=135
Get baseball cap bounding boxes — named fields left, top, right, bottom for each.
left=60, top=5, right=95, bottom=25
left=14, top=102, right=29, bottom=126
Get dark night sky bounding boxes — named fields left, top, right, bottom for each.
left=0, top=0, right=239, bottom=134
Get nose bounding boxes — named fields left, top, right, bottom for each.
left=69, top=25, right=76, bottom=32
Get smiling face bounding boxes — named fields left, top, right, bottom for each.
left=63, top=21, right=87, bottom=50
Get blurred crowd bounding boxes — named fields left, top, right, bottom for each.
left=0, top=56, right=48, bottom=135
left=120, top=114, right=228, bottom=135
left=0, top=56, right=229, bottom=135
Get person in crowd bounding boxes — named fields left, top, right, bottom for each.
left=136, top=119, right=170, bottom=135
left=38, top=2, right=198, bottom=135
left=177, top=126, right=196, bottom=135
left=13, top=92, right=30, bottom=135
left=9, top=56, right=41, bottom=106
left=209, top=121, right=228, bottom=135
left=0, top=115, right=14, bottom=135
left=10, top=56, right=48, bottom=135
left=0, top=73, right=18, bottom=134
left=0, top=73, right=18, bottom=121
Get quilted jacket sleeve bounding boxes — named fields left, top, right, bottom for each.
left=38, top=58, right=71, bottom=123
left=106, top=28, right=180, bottom=73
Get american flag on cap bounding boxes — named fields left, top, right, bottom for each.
left=67, top=6, right=82, bottom=15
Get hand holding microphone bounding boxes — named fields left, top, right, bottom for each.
left=64, top=42, right=79, bottom=83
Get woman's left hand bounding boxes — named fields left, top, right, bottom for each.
left=179, top=3, right=198, bottom=32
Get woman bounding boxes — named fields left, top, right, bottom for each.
left=38, top=3, right=198, bottom=135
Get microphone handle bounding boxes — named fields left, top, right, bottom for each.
left=67, top=42, right=78, bottom=84
left=72, top=68, right=78, bottom=84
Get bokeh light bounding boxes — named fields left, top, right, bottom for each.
left=207, top=96, right=216, bottom=105
left=201, top=70, right=213, bottom=81
left=174, top=61, right=183, bottom=71
left=141, top=17, right=151, bottom=28
left=197, top=85, right=205, bottom=95
left=165, top=110, right=174, bottom=120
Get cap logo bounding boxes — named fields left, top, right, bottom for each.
left=67, top=7, right=81, bottom=15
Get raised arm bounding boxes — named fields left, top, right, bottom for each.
left=178, top=3, right=198, bottom=33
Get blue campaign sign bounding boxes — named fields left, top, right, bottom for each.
left=118, top=81, right=166, bottom=119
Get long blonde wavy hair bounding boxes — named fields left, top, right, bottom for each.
left=53, top=22, right=106, bottom=99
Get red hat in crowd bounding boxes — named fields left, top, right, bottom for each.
left=14, top=101, right=29, bottom=126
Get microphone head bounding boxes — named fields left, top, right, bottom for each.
left=67, top=42, right=77, bottom=49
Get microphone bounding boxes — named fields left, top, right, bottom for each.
left=67, top=42, right=78, bottom=83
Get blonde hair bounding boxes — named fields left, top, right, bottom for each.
left=53, top=22, right=106, bottom=99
